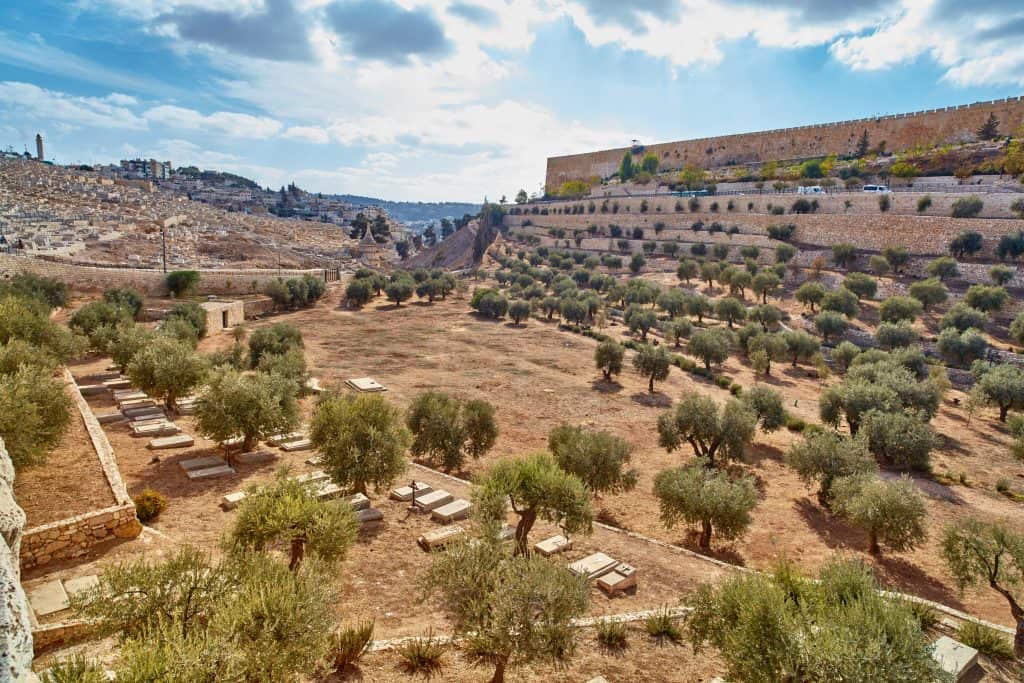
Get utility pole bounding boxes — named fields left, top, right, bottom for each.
left=161, top=225, right=167, bottom=273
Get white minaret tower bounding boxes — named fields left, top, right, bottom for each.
left=35, top=134, right=44, bottom=162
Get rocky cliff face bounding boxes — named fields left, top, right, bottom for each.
left=0, top=437, right=33, bottom=682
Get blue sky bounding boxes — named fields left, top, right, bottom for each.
left=0, top=0, right=1022, bottom=202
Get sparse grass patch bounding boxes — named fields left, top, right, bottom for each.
left=900, top=600, right=939, bottom=630
left=956, top=621, right=1014, bottom=660
left=396, top=632, right=446, bottom=676
left=329, top=620, right=374, bottom=672
left=596, top=618, right=630, bottom=652
left=644, top=607, right=683, bottom=644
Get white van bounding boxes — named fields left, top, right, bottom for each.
left=797, top=186, right=824, bottom=195
left=862, top=184, right=890, bottom=193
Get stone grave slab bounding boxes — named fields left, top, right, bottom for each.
left=92, top=370, right=120, bottom=381
left=96, top=411, right=127, bottom=425
left=568, top=553, right=618, bottom=580
left=597, top=563, right=637, bottom=596
left=179, top=455, right=225, bottom=472
left=413, top=489, right=453, bottom=512
left=222, top=491, right=246, bottom=510
left=63, top=575, right=99, bottom=599
left=345, top=377, right=386, bottom=392
left=177, top=403, right=197, bottom=416
left=390, top=481, right=432, bottom=501
left=432, top=499, right=472, bottom=523
left=105, top=364, right=121, bottom=373
left=119, top=398, right=156, bottom=410
left=306, top=377, right=323, bottom=394
left=280, top=438, right=312, bottom=452
left=186, top=464, right=235, bottom=479
left=103, top=378, right=131, bottom=389
left=149, top=434, right=194, bottom=450
left=418, top=525, right=466, bottom=551
left=123, top=405, right=163, bottom=419
left=113, top=389, right=145, bottom=401
left=295, top=470, right=329, bottom=484
left=535, top=535, right=573, bottom=557
left=314, top=481, right=344, bottom=501
left=586, top=678, right=610, bottom=683
left=356, top=508, right=383, bottom=524
left=77, top=384, right=106, bottom=396
left=344, top=493, right=371, bottom=511
left=267, top=431, right=303, bottom=446
left=932, top=636, right=979, bottom=681
left=305, top=454, right=323, bottom=466
left=132, top=422, right=180, bottom=437
left=28, top=580, right=69, bottom=617
left=237, top=450, right=276, bottom=465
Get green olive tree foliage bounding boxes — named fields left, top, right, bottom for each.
left=973, top=362, right=1024, bottom=422
left=126, top=334, right=208, bottom=413
left=657, top=394, right=756, bottom=467
left=633, top=343, right=671, bottom=392
left=786, top=431, right=877, bottom=507
left=422, top=536, right=590, bottom=683
left=548, top=423, right=638, bottom=496
left=406, top=391, right=498, bottom=471
left=229, top=470, right=358, bottom=570
left=475, top=453, right=593, bottom=556
left=941, top=518, right=1024, bottom=659
left=310, top=393, right=411, bottom=495
left=831, top=474, right=927, bottom=555
left=0, top=295, right=81, bottom=362
left=69, top=300, right=133, bottom=351
left=878, top=296, right=923, bottom=324
left=687, top=558, right=947, bottom=682
left=249, top=322, right=304, bottom=366
left=194, top=368, right=300, bottom=453
left=859, top=410, right=937, bottom=471
left=594, top=339, right=624, bottom=381
left=653, top=458, right=757, bottom=550
left=795, top=281, right=826, bottom=312
left=687, top=328, right=732, bottom=371
left=0, top=365, right=72, bottom=470
left=741, top=385, right=786, bottom=432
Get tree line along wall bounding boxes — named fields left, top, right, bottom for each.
left=545, top=97, right=1024, bottom=190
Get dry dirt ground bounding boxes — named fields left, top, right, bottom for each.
left=22, top=281, right=1024, bottom=680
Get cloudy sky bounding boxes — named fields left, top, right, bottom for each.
left=1, top=0, right=1022, bottom=201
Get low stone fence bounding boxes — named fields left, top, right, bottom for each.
left=19, top=370, right=140, bottom=571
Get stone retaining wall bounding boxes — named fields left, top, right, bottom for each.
left=0, top=253, right=327, bottom=296
left=18, top=370, right=141, bottom=571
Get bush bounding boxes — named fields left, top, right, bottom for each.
left=878, top=194, right=891, bottom=212
left=329, top=621, right=374, bottom=672
left=165, top=270, right=200, bottom=297
left=951, top=196, right=983, bottom=218
left=345, top=278, right=373, bottom=306
left=0, top=365, right=72, bottom=470
left=956, top=621, right=1014, bottom=660
left=0, top=272, right=68, bottom=309
left=596, top=619, right=629, bottom=652
left=766, top=223, right=795, bottom=241
left=167, top=301, right=208, bottom=340
left=644, top=607, right=683, bottom=644
left=248, top=322, right=303, bottom=366
left=38, top=656, right=107, bottom=683
left=133, top=488, right=167, bottom=522
left=102, top=287, right=143, bottom=318
left=396, top=632, right=446, bottom=675
left=940, top=303, right=987, bottom=332
left=916, top=195, right=932, bottom=213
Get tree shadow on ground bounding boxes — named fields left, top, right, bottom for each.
left=872, top=554, right=966, bottom=611
left=596, top=508, right=631, bottom=530
left=630, top=391, right=672, bottom=408
left=744, top=443, right=785, bottom=468
left=794, top=497, right=862, bottom=551
left=590, top=378, right=623, bottom=394
left=674, top=530, right=746, bottom=566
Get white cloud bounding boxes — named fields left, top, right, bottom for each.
left=281, top=125, right=331, bottom=143
left=0, top=81, right=147, bottom=130
left=144, top=105, right=283, bottom=138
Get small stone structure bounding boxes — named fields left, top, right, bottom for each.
left=200, top=299, right=244, bottom=333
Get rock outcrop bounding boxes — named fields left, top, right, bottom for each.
left=0, top=437, right=33, bottom=682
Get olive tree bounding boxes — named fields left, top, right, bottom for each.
left=548, top=424, right=638, bottom=497
left=633, top=343, right=671, bottom=393
left=781, top=329, right=820, bottom=367
left=476, top=453, right=593, bottom=555
left=406, top=391, right=498, bottom=471
left=657, top=289, right=688, bottom=318
left=908, top=278, right=948, bottom=311
left=687, top=558, right=946, bottom=682
left=786, top=431, right=877, bottom=507
left=688, top=328, right=732, bottom=371
left=657, top=394, right=756, bottom=467
left=249, top=322, right=303, bottom=366
left=842, top=273, right=877, bottom=301
left=714, top=297, right=746, bottom=329
left=974, top=362, right=1024, bottom=421
left=936, top=327, right=987, bottom=367
left=926, top=256, right=959, bottom=281
left=875, top=321, right=917, bottom=350
left=0, top=365, right=72, bottom=470
left=126, top=334, right=208, bottom=413
left=194, top=368, right=300, bottom=454
left=941, top=518, right=1024, bottom=659
left=229, top=470, right=358, bottom=570
left=624, top=304, right=658, bottom=340
left=663, top=318, right=693, bottom=347
left=508, top=300, right=531, bottom=325
left=423, top=536, right=590, bottom=683
left=814, top=311, right=848, bottom=343
left=653, top=458, right=757, bottom=550
left=594, top=340, right=624, bottom=382
left=879, top=296, right=923, bottom=324
left=941, top=303, right=987, bottom=332
left=741, top=385, right=786, bottom=432
left=965, top=284, right=1008, bottom=314
left=310, top=393, right=411, bottom=495
left=751, top=271, right=780, bottom=303
left=821, top=288, right=859, bottom=318
left=859, top=410, right=936, bottom=471
left=795, top=281, right=826, bottom=312
left=831, top=474, right=927, bottom=555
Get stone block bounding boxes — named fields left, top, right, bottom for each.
left=148, top=434, right=194, bottom=450
left=345, top=377, right=386, bottom=392
left=534, top=535, right=572, bottom=557
left=102, top=378, right=131, bottom=389
left=344, top=493, right=371, bottom=511
left=96, top=411, right=127, bottom=424
left=179, top=455, right=225, bottom=472
left=413, top=489, right=453, bottom=512
left=133, top=422, right=180, bottom=437
left=237, top=450, right=276, bottom=465
left=932, top=636, right=979, bottom=681
left=222, top=491, right=246, bottom=510
left=280, top=438, right=312, bottom=452
left=431, top=499, right=471, bottom=523
left=356, top=507, right=383, bottom=525
left=185, top=464, right=235, bottom=479
left=62, top=575, right=99, bottom=599
left=390, top=481, right=432, bottom=501
left=596, top=563, right=637, bottom=596
left=568, top=553, right=618, bottom=580
left=267, top=431, right=303, bottom=446
left=77, top=384, right=106, bottom=396
left=28, top=580, right=69, bottom=617
left=418, top=525, right=466, bottom=551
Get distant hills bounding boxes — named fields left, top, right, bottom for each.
left=332, top=194, right=481, bottom=223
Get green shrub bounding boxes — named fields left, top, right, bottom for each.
left=956, top=621, right=1014, bottom=660
left=916, top=195, right=932, bottom=213
left=714, top=374, right=732, bottom=390
left=103, top=287, right=144, bottom=318
left=133, top=488, right=167, bottom=523
left=900, top=600, right=939, bottom=630
left=39, top=655, right=107, bottom=683
left=729, top=382, right=742, bottom=396
left=951, top=196, right=983, bottom=219
left=644, top=607, right=682, bottom=644
left=785, top=415, right=807, bottom=432
left=0, top=272, right=69, bottom=309
left=396, top=632, right=445, bottom=675
left=329, top=621, right=374, bottom=672
left=596, top=618, right=629, bottom=652
left=165, top=270, right=200, bottom=297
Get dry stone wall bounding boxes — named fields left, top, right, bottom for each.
left=546, top=97, right=1024, bottom=188
left=0, top=253, right=327, bottom=296
left=0, top=438, right=34, bottom=682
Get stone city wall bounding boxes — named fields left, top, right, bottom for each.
left=0, top=253, right=327, bottom=296
left=546, top=96, right=1024, bottom=189
left=507, top=209, right=1024, bottom=258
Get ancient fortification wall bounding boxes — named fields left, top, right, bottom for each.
left=546, top=97, right=1024, bottom=189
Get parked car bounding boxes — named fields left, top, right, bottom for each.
left=862, top=184, right=890, bottom=193
left=797, top=185, right=825, bottom=195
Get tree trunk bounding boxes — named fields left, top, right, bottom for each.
left=242, top=434, right=257, bottom=452
left=603, top=369, right=611, bottom=381
left=289, top=537, right=305, bottom=571
left=490, top=657, right=507, bottom=683
left=869, top=530, right=880, bottom=555
left=648, top=374, right=655, bottom=393
left=1015, top=619, right=1023, bottom=661
left=699, top=520, right=712, bottom=550
left=515, top=509, right=537, bottom=556
left=355, top=480, right=368, bottom=496
left=1000, top=404, right=1009, bottom=422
